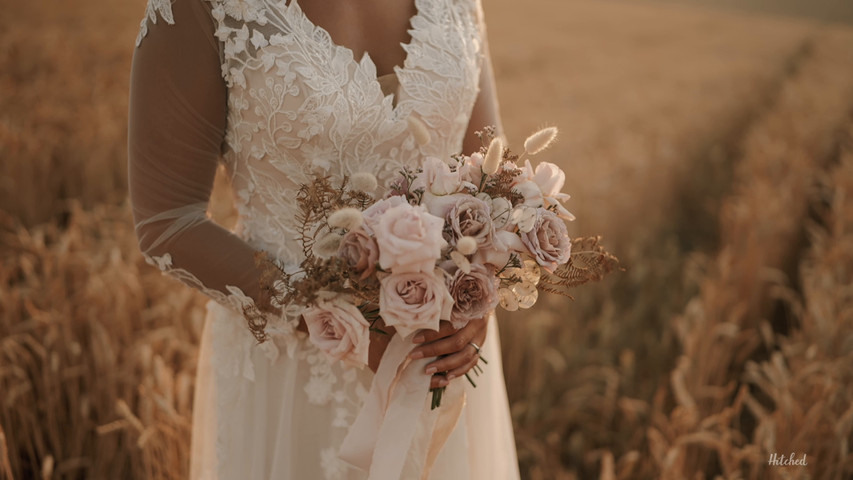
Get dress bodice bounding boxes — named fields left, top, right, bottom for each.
left=211, top=0, right=484, bottom=263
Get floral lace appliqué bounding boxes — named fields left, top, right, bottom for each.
left=135, top=0, right=175, bottom=46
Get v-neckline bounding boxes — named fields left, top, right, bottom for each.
left=286, top=0, right=423, bottom=81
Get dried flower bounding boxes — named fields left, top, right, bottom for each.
left=351, top=172, right=378, bottom=192
left=313, top=232, right=343, bottom=258
left=483, top=137, right=503, bottom=175
left=456, top=236, right=478, bottom=255
left=328, top=207, right=364, bottom=230
left=407, top=116, right=431, bottom=147
left=450, top=250, right=472, bottom=274
left=523, top=126, right=558, bottom=155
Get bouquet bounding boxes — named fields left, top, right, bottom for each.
left=254, top=123, right=619, bottom=407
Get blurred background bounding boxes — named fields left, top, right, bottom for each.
left=2, top=0, right=853, bottom=478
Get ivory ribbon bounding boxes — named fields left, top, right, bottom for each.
left=339, top=333, right=466, bottom=479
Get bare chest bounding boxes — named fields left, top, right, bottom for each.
left=294, top=0, right=417, bottom=77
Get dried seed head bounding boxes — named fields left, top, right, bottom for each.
left=351, top=172, right=378, bottom=192
left=456, top=236, right=478, bottom=255
left=407, top=116, right=431, bottom=146
left=523, top=127, right=558, bottom=155
left=483, top=137, right=503, bottom=175
left=327, top=207, right=364, bottom=230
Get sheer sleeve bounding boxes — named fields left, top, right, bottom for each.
left=129, top=0, right=282, bottom=341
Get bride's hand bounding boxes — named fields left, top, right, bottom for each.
left=407, top=317, right=487, bottom=390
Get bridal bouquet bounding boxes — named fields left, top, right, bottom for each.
left=254, top=123, right=618, bottom=406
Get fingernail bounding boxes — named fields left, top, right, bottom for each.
left=446, top=374, right=456, bottom=381
left=438, top=378, right=449, bottom=387
left=425, top=366, right=437, bottom=374
left=409, top=350, right=423, bottom=360
left=413, top=335, right=424, bottom=344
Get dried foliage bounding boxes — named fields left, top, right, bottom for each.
left=539, top=236, right=621, bottom=297
left=3, top=0, right=853, bottom=479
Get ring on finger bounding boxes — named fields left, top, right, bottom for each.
left=468, top=341, right=481, bottom=355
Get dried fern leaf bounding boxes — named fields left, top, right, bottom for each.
left=539, top=236, right=621, bottom=297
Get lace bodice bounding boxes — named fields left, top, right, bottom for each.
left=129, top=0, right=485, bottom=337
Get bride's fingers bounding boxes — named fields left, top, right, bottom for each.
left=409, top=327, right=475, bottom=361
left=412, top=320, right=456, bottom=344
left=425, top=344, right=479, bottom=377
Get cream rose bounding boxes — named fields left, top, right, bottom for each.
left=362, top=195, right=409, bottom=234
left=374, top=202, right=446, bottom=273
left=302, top=297, right=370, bottom=367
left=447, top=264, right=499, bottom=329
left=337, top=227, right=379, bottom=281
left=379, top=270, right=454, bottom=337
left=520, top=208, right=571, bottom=271
left=412, top=157, right=462, bottom=196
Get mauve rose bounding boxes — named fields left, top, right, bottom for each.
left=362, top=195, right=408, bottom=234
left=379, top=270, right=454, bottom=337
left=412, top=157, right=461, bottom=196
left=447, top=264, right=499, bottom=329
left=520, top=208, right=571, bottom=271
left=447, top=195, right=494, bottom=249
left=337, top=227, right=379, bottom=281
left=374, top=202, right=446, bottom=273
left=303, top=297, right=370, bottom=366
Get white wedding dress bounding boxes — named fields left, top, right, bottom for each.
left=129, top=0, right=519, bottom=478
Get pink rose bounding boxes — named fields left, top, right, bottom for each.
left=447, top=264, right=499, bottom=329
left=362, top=195, right=409, bottom=234
left=379, top=270, right=454, bottom=337
left=303, top=298, right=371, bottom=366
left=412, top=157, right=462, bottom=196
left=374, top=202, right=446, bottom=273
left=337, top=227, right=379, bottom=281
left=520, top=208, right=571, bottom=271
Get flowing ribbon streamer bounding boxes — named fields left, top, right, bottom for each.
left=339, top=333, right=466, bottom=479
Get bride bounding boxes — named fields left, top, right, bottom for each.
left=129, top=0, right=519, bottom=478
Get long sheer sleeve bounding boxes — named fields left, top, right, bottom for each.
left=129, top=0, right=280, bottom=341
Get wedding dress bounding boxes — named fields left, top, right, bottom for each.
left=129, top=0, right=519, bottom=478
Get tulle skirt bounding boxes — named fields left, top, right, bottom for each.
left=189, top=302, right=519, bottom=479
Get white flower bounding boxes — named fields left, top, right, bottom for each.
left=412, top=157, right=461, bottom=196
left=512, top=181, right=544, bottom=208
left=511, top=206, right=538, bottom=233
left=490, top=197, right=513, bottom=229
left=327, top=208, right=363, bottom=231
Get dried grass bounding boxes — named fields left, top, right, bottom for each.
left=2, top=0, right=853, bottom=478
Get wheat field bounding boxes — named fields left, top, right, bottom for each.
left=2, top=0, right=853, bottom=478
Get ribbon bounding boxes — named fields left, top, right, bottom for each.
left=339, top=333, right=466, bottom=479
